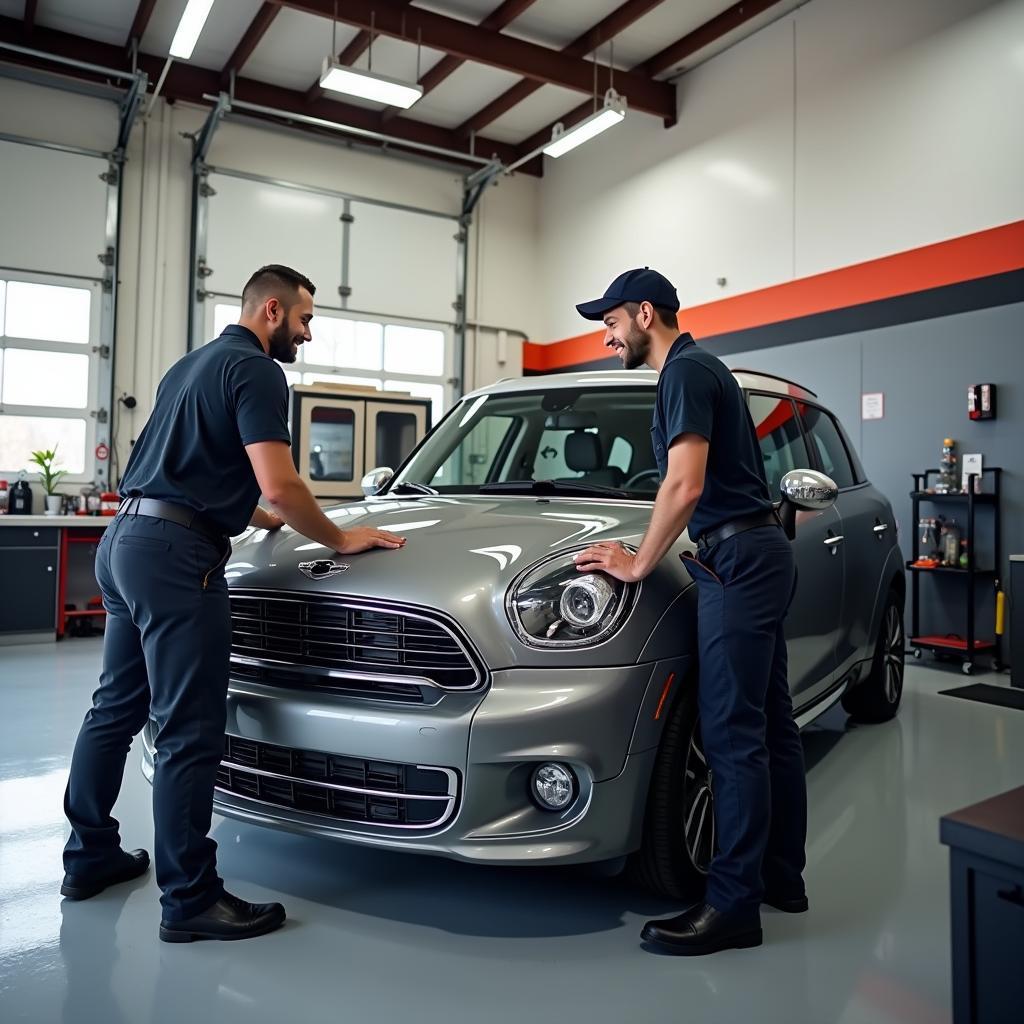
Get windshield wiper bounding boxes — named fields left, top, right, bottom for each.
left=478, top=479, right=628, bottom=499
left=389, top=481, right=439, bottom=496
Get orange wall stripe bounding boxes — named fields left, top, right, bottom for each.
left=526, top=219, right=1024, bottom=372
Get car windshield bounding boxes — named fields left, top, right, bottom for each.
left=389, top=387, right=661, bottom=499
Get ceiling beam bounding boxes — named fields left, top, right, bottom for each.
left=0, top=15, right=540, bottom=175
left=23, top=0, right=37, bottom=34
left=381, top=0, right=539, bottom=125
left=634, top=0, right=784, bottom=77
left=455, top=0, right=666, bottom=140
left=513, top=0, right=784, bottom=161
left=303, top=0, right=415, bottom=107
left=125, top=0, right=158, bottom=52
left=221, top=2, right=279, bottom=87
left=276, top=0, right=675, bottom=120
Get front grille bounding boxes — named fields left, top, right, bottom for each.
left=215, top=734, right=459, bottom=830
left=229, top=590, right=482, bottom=694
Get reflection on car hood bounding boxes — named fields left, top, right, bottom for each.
left=227, top=494, right=660, bottom=607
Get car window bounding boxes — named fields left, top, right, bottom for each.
left=392, top=387, right=660, bottom=497
left=800, top=404, right=856, bottom=489
left=746, top=393, right=811, bottom=496
left=533, top=426, right=597, bottom=481
left=608, top=436, right=632, bottom=474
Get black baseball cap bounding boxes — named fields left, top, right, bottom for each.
left=575, top=267, right=680, bottom=321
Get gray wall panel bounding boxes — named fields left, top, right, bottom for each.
left=722, top=301, right=1021, bottom=667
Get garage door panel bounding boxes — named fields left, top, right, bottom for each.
left=205, top=173, right=343, bottom=300
left=348, top=203, right=458, bottom=323
left=0, top=142, right=109, bottom=278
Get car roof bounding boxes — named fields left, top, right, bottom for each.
left=465, top=368, right=818, bottom=401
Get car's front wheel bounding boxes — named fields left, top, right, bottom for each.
left=628, top=681, right=713, bottom=899
left=841, top=590, right=905, bottom=723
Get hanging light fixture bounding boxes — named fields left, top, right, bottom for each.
left=544, top=89, right=627, bottom=158
left=319, top=60, right=424, bottom=108
left=319, top=5, right=423, bottom=109
left=169, top=0, right=216, bottom=60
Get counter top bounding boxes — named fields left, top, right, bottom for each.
left=0, top=515, right=113, bottom=527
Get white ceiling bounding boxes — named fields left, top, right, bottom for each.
left=4, top=0, right=797, bottom=148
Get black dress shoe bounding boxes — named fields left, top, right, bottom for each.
left=762, top=891, right=809, bottom=913
left=641, top=902, right=762, bottom=955
left=61, top=849, right=150, bottom=901
left=159, top=891, right=286, bottom=943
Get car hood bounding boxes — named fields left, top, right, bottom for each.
left=228, top=494, right=662, bottom=597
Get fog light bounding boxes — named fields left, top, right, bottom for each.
left=531, top=763, right=577, bottom=811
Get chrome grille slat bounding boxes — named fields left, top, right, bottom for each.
left=228, top=590, right=483, bottom=695
left=214, top=734, right=460, bottom=830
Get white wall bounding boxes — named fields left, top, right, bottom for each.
left=535, top=0, right=1024, bottom=342
left=0, top=79, right=538, bottom=474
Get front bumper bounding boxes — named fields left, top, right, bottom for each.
left=141, top=657, right=687, bottom=865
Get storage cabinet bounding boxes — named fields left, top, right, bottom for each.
left=0, top=527, right=58, bottom=639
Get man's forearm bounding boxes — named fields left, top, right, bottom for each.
left=249, top=506, right=280, bottom=529
left=631, top=481, right=702, bottom=578
left=265, top=479, right=345, bottom=549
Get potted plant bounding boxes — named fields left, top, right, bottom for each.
left=30, top=445, right=68, bottom=516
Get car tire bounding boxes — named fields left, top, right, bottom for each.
left=628, top=680, right=712, bottom=900
left=841, top=591, right=905, bottom=723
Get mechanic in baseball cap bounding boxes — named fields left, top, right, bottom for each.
left=573, top=268, right=805, bottom=957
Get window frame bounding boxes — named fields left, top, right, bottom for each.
left=793, top=398, right=865, bottom=491
left=744, top=390, right=814, bottom=496
left=0, top=270, right=104, bottom=483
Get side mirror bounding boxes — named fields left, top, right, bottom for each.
left=777, top=470, right=838, bottom=540
left=361, top=467, right=394, bottom=497
left=781, top=469, right=838, bottom=510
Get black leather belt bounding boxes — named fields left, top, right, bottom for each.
left=696, top=509, right=781, bottom=551
left=117, top=497, right=226, bottom=544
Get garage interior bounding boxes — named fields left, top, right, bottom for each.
left=1, top=1, right=1021, bottom=1022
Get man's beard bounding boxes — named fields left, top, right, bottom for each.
left=622, top=319, right=652, bottom=369
left=268, top=321, right=299, bottom=363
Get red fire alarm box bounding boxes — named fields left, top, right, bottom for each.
left=968, top=383, right=996, bottom=420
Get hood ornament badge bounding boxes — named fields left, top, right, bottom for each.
left=298, top=559, right=350, bottom=580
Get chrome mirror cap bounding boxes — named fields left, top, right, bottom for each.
left=361, top=467, right=394, bottom=497
left=781, top=469, right=838, bottom=510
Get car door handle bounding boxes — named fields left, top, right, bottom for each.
left=824, top=535, right=844, bottom=546
left=873, top=524, right=889, bottom=535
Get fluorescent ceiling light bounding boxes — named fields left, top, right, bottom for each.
left=169, top=0, right=215, bottom=60
left=543, top=91, right=627, bottom=159
left=319, top=59, right=424, bottom=109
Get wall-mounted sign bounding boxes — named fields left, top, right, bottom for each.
left=862, top=393, right=884, bottom=420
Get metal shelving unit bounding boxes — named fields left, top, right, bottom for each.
left=909, top=467, right=1002, bottom=675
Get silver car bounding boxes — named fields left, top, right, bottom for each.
left=142, top=369, right=906, bottom=897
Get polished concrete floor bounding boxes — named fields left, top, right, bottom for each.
left=1, top=639, right=1021, bottom=1024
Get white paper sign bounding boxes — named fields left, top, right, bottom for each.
left=862, top=393, right=884, bottom=420
left=962, top=453, right=983, bottom=491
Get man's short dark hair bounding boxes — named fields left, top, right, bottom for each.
left=241, top=264, right=316, bottom=311
left=622, top=300, right=678, bottom=330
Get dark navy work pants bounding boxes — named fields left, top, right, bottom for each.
left=63, top=512, right=232, bottom=922
left=683, top=524, right=806, bottom=916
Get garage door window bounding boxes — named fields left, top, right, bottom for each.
left=211, top=303, right=446, bottom=423
left=0, top=276, right=96, bottom=478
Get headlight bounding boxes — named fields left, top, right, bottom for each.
left=506, top=550, right=636, bottom=648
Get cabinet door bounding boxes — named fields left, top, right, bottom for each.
left=0, top=548, right=57, bottom=632
left=294, top=396, right=366, bottom=500
left=365, top=401, right=427, bottom=473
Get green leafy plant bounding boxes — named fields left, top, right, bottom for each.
left=29, top=445, right=68, bottom=496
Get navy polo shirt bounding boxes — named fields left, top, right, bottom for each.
left=119, top=325, right=291, bottom=536
left=651, top=334, right=772, bottom=540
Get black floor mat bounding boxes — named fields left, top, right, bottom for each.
left=938, top=683, right=1024, bottom=711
